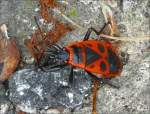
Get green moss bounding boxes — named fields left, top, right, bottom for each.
left=68, top=7, right=78, bottom=18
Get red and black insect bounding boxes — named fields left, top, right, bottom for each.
left=39, top=22, right=122, bottom=81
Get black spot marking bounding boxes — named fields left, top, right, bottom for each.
left=85, top=47, right=100, bottom=65
left=107, top=48, right=118, bottom=72
left=72, top=46, right=83, bottom=63
left=100, top=61, right=106, bottom=71
left=98, top=44, right=105, bottom=53
left=107, top=48, right=117, bottom=64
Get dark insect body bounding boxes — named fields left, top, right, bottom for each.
left=40, top=22, right=122, bottom=80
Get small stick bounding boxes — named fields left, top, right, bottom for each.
left=34, top=16, right=45, bottom=39
left=92, top=79, right=99, bottom=114
left=100, top=34, right=150, bottom=42
left=53, top=9, right=84, bottom=29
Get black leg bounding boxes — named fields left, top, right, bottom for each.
left=69, top=67, right=74, bottom=85
left=53, top=43, right=63, bottom=50
left=49, top=63, right=67, bottom=69
left=51, top=44, right=62, bottom=52
left=102, top=79, right=120, bottom=89
left=46, top=46, right=60, bottom=53
left=42, top=63, right=68, bottom=72
left=86, top=71, right=119, bottom=89
left=86, top=71, right=99, bottom=80
left=83, top=22, right=111, bottom=41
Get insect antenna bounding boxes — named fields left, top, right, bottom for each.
left=49, top=63, right=67, bottom=69
left=44, top=48, right=60, bottom=55
left=53, top=43, right=63, bottom=50
left=50, top=44, right=63, bottom=53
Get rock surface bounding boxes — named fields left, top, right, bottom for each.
left=9, top=66, right=92, bottom=113
left=0, top=0, right=150, bottom=114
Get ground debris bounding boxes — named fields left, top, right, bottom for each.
left=25, top=0, right=73, bottom=64
left=39, top=0, right=59, bottom=22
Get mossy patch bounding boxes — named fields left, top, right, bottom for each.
left=68, top=7, right=78, bottom=17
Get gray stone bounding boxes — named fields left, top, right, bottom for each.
left=9, top=66, right=92, bottom=113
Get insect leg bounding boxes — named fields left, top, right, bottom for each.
left=41, top=63, right=67, bottom=72
left=49, top=63, right=67, bottom=69
left=102, top=79, right=120, bottom=89
left=86, top=71, right=119, bottom=89
left=83, top=22, right=110, bottom=41
left=51, top=45, right=62, bottom=52
left=53, top=43, right=63, bottom=50
left=69, top=67, right=74, bottom=85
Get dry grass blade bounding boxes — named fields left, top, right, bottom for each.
left=54, top=9, right=83, bottom=29
left=100, top=34, right=150, bottom=42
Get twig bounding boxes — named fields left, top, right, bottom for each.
left=100, top=34, right=150, bottom=42
left=53, top=9, right=84, bottom=29
left=34, top=16, right=45, bottom=39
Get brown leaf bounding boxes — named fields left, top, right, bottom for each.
left=0, top=38, right=21, bottom=81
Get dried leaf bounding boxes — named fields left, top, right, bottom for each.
left=0, top=24, right=21, bottom=81
left=0, top=38, right=21, bottom=81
